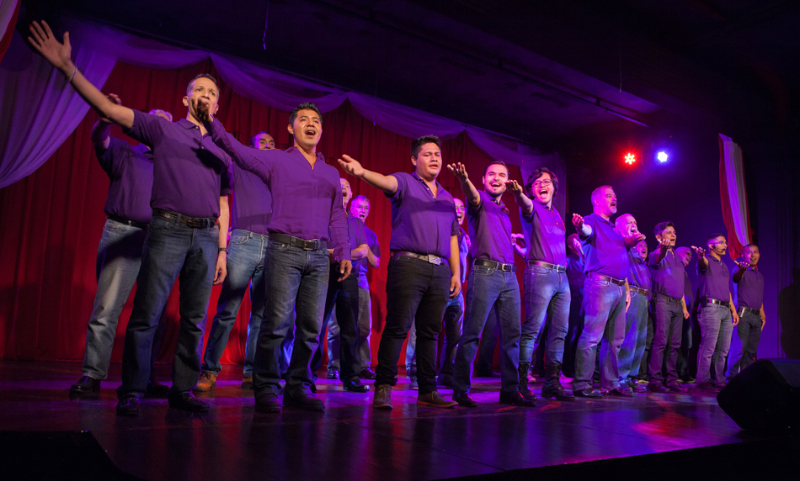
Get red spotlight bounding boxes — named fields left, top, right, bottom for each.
left=624, top=152, right=636, bottom=165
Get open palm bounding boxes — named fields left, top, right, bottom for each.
left=28, top=21, right=72, bottom=71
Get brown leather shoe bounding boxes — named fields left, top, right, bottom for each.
left=241, top=375, right=254, bottom=389
left=194, top=372, right=216, bottom=392
left=373, top=384, right=393, bottom=410
left=417, top=391, right=458, bottom=408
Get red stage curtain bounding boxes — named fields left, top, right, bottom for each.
left=0, top=60, right=525, bottom=366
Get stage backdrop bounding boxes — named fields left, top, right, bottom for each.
left=0, top=59, right=529, bottom=367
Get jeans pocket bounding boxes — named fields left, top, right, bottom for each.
left=150, top=216, right=175, bottom=231
left=230, top=234, right=249, bottom=246
left=473, top=265, right=493, bottom=276
left=206, top=225, right=220, bottom=240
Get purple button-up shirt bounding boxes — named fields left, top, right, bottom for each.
left=580, top=213, right=629, bottom=280
left=523, top=200, right=567, bottom=266
left=467, top=191, right=513, bottom=264
left=356, top=226, right=381, bottom=291
left=95, top=137, right=154, bottom=225
left=386, top=172, right=458, bottom=259
left=627, top=250, right=652, bottom=292
left=124, top=111, right=231, bottom=218
left=648, top=249, right=685, bottom=299
left=698, top=255, right=731, bottom=301
left=735, top=267, right=764, bottom=310
left=231, top=163, right=272, bottom=236
left=205, top=118, right=349, bottom=261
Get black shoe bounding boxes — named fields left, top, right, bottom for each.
left=327, top=368, right=339, bottom=379
left=694, top=381, right=721, bottom=394
left=116, top=396, right=141, bottom=416
left=666, top=382, right=689, bottom=393
left=574, top=388, right=604, bottom=398
left=168, top=392, right=210, bottom=413
left=283, top=391, right=325, bottom=411
left=500, top=390, right=536, bottom=407
left=436, top=374, right=453, bottom=388
left=648, top=381, right=668, bottom=393
left=452, top=391, right=477, bottom=407
left=359, top=367, right=377, bottom=379
left=254, top=393, right=281, bottom=413
left=541, top=384, right=577, bottom=402
left=343, top=377, right=370, bottom=393
left=145, top=379, right=170, bottom=398
left=627, top=379, right=647, bottom=393
left=607, top=388, right=634, bottom=398
left=70, top=376, right=101, bottom=396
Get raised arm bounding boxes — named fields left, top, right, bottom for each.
left=654, top=238, right=671, bottom=264
left=572, top=214, right=592, bottom=238
left=506, top=180, right=534, bottom=217
left=196, top=108, right=272, bottom=182
left=692, top=246, right=708, bottom=270
left=338, top=155, right=398, bottom=194
left=732, top=260, right=749, bottom=283
left=447, top=163, right=480, bottom=206
left=90, top=94, right=123, bottom=151
left=28, top=21, right=134, bottom=129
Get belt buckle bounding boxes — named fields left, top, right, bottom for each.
left=500, top=264, right=512, bottom=272
left=303, top=239, right=319, bottom=251
left=428, top=255, right=442, bottom=265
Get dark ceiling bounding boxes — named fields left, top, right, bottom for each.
left=24, top=0, right=800, bottom=149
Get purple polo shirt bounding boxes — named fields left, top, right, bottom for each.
left=627, top=250, right=652, bottom=291
left=356, top=226, right=381, bottom=291
left=124, top=111, right=231, bottom=218
left=95, top=137, right=154, bottom=225
left=698, top=255, right=731, bottom=301
left=522, top=200, right=568, bottom=266
left=580, top=213, right=629, bottom=280
left=386, top=172, right=458, bottom=259
left=684, top=271, right=695, bottom=308
left=648, top=249, right=685, bottom=299
left=205, top=118, right=349, bottom=261
left=467, top=191, right=514, bottom=264
left=735, top=267, right=764, bottom=310
left=566, top=252, right=586, bottom=293
left=231, top=163, right=272, bottom=236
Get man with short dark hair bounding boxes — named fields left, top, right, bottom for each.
left=692, top=234, right=739, bottom=393
left=449, top=161, right=533, bottom=407
left=647, top=221, right=691, bottom=393
left=339, top=136, right=461, bottom=410
left=728, top=244, right=765, bottom=378
left=349, top=195, right=380, bottom=378
left=572, top=186, right=645, bottom=397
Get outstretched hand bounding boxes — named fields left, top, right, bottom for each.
left=338, top=155, right=365, bottom=177
left=506, top=179, right=524, bottom=195
left=691, top=245, right=706, bottom=258
left=736, top=260, right=750, bottom=271
left=28, top=21, right=73, bottom=72
left=447, top=162, right=469, bottom=181
left=572, top=213, right=584, bottom=230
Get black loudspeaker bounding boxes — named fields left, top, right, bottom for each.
left=717, top=358, right=800, bottom=431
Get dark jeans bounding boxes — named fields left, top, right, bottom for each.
left=201, top=230, right=268, bottom=377
left=311, top=264, right=360, bottom=381
left=118, top=215, right=219, bottom=399
left=618, top=291, right=648, bottom=383
left=453, top=265, right=521, bottom=393
left=676, top=309, right=693, bottom=379
left=252, top=241, right=329, bottom=397
left=648, top=297, right=684, bottom=385
left=562, top=289, right=584, bottom=378
left=728, top=310, right=762, bottom=378
left=474, top=305, right=499, bottom=373
left=376, top=256, right=451, bottom=395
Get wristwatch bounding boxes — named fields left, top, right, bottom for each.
left=218, top=247, right=227, bottom=253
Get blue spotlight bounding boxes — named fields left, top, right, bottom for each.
left=657, top=151, right=668, bottom=163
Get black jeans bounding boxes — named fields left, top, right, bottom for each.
left=376, top=256, right=451, bottom=395
left=311, top=264, right=361, bottom=381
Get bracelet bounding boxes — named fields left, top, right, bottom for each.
left=69, top=67, right=77, bottom=84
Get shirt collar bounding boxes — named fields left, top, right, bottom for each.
left=285, top=146, right=326, bottom=163
left=411, top=171, right=441, bottom=190
left=177, top=119, right=198, bottom=129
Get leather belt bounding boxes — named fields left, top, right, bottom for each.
left=392, top=251, right=444, bottom=266
left=474, top=258, right=516, bottom=272
left=702, top=297, right=730, bottom=308
left=739, top=306, right=759, bottom=316
left=655, top=293, right=682, bottom=304
left=153, top=208, right=216, bottom=228
left=107, top=214, right=148, bottom=230
left=527, top=260, right=566, bottom=273
left=587, top=272, right=626, bottom=286
left=630, top=285, right=650, bottom=296
left=270, top=232, right=326, bottom=251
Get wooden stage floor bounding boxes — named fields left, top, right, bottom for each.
left=0, top=361, right=785, bottom=480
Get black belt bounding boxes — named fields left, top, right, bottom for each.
left=702, top=297, right=730, bottom=308
left=107, top=214, right=148, bottom=230
left=587, top=272, right=626, bottom=286
left=474, top=258, right=516, bottom=272
left=630, top=286, right=650, bottom=296
left=527, top=260, right=566, bottom=273
left=739, top=306, right=759, bottom=316
left=391, top=251, right=444, bottom=266
left=655, top=293, right=682, bottom=304
left=153, top=209, right=216, bottom=228
left=270, top=232, right=326, bottom=251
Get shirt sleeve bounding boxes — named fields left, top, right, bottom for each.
left=95, top=137, right=130, bottom=179
left=369, top=229, right=381, bottom=257
left=205, top=118, right=274, bottom=182
left=123, top=110, right=165, bottom=148
left=387, top=173, right=406, bottom=201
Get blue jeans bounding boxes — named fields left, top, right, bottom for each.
left=648, top=297, right=684, bottom=384
left=562, top=288, right=584, bottom=378
left=617, top=291, right=648, bottom=383
left=118, top=215, right=219, bottom=398
left=453, top=265, right=521, bottom=393
left=405, top=293, right=463, bottom=377
left=696, top=303, right=734, bottom=385
left=519, top=265, right=570, bottom=375
left=573, top=276, right=626, bottom=392
left=474, top=305, right=499, bottom=373
left=376, top=256, right=450, bottom=395
left=201, top=230, right=268, bottom=377
left=728, top=310, right=762, bottom=378
left=252, top=241, right=329, bottom=397
left=83, top=219, right=164, bottom=380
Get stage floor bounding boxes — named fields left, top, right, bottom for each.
left=0, top=361, right=783, bottom=480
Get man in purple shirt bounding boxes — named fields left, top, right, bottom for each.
left=350, top=195, right=380, bottom=378
left=338, top=136, right=461, bottom=410
left=728, top=244, right=765, bottom=378
left=197, top=101, right=351, bottom=413
left=572, top=186, right=644, bottom=397
left=647, top=221, right=691, bottom=393
left=447, top=160, right=532, bottom=407
left=69, top=98, right=172, bottom=399
left=196, top=132, right=276, bottom=392
left=30, top=25, right=235, bottom=415
left=692, top=234, right=740, bottom=393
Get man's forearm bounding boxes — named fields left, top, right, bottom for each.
left=90, top=120, right=112, bottom=150
left=351, top=244, right=370, bottom=261
left=513, top=191, right=534, bottom=217
left=61, top=65, right=134, bottom=129
left=448, top=235, right=460, bottom=281
left=218, top=197, right=230, bottom=248
left=359, top=169, right=398, bottom=195
left=458, top=177, right=481, bottom=206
